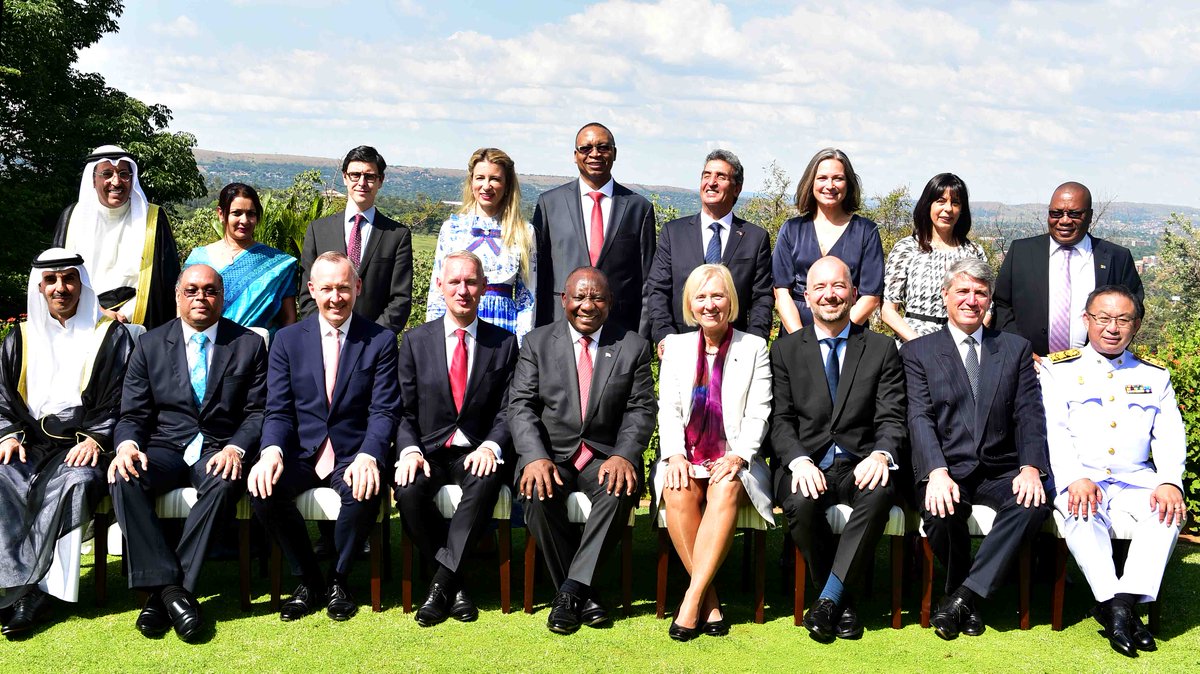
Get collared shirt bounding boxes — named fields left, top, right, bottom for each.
left=345, top=204, right=377, bottom=253
left=700, top=210, right=734, bottom=259
left=945, top=321, right=986, bottom=372
left=1047, top=234, right=1095, bottom=349
left=178, top=321, right=243, bottom=457
left=567, top=323, right=602, bottom=366
left=578, top=178, right=615, bottom=252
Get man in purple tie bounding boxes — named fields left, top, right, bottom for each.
left=993, top=181, right=1143, bottom=357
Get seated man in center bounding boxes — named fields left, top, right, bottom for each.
left=509, top=266, right=656, bottom=635
left=394, top=251, right=519, bottom=626
left=771, top=256, right=906, bottom=642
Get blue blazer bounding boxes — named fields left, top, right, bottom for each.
left=262, top=314, right=399, bottom=465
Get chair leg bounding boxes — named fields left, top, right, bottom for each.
left=920, top=538, right=934, bottom=628
left=270, top=542, right=282, bottom=611
left=1018, top=540, right=1031, bottom=630
left=498, top=520, right=511, bottom=614
left=1148, top=601, right=1160, bottom=633
left=741, top=532, right=752, bottom=592
left=621, top=526, right=633, bottom=617
left=891, top=535, right=903, bottom=629
left=401, top=533, right=414, bottom=613
left=239, top=519, right=252, bottom=611
left=793, top=544, right=806, bottom=627
left=656, top=528, right=669, bottom=619
left=753, top=530, right=766, bottom=624
left=523, top=533, right=536, bottom=614
left=93, top=513, right=108, bottom=607
left=370, top=523, right=383, bottom=613
left=1052, top=539, right=1067, bottom=631
left=382, top=511, right=393, bottom=582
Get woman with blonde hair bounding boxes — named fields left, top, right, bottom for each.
left=426, top=148, right=536, bottom=340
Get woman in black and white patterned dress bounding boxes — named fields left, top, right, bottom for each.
left=882, top=173, right=987, bottom=342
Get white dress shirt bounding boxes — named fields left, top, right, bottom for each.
left=700, top=210, right=734, bottom=258
left=1047, top=234, right=1095, bottom=349
left=345, top=204, right=377, bottom=252
left=945, top=321, right=985, bottom=372
left=578, top=178, right=614, bottom=252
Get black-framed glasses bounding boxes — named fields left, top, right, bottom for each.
left=182, top=287, right=220, bottom=299
left=345, top=172, right=381, bottom=184
left=1048, top=208, right=1088, bottom=219
left=575, top=143, right=615, bottom=156
left=94, top=169, right=133, bottom=182
left=1085, top=312, right=1135, bottom=328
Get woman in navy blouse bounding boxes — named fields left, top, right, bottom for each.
left=771, top=148, right=884, bottom=332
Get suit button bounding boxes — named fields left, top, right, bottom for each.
left=1107, top=373, right=1114, bottom=379
left=1108, top=448, right=1116, bottom=455
left=1110, top=421, right=1117, bottom=428
left=1106, top=469, right=1112, bottom=475
left=1109, top=396, right=1115, bottom=402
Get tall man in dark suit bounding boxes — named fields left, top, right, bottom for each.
left=771, top=256, right=906, bottom=642
left=248, top=252, right=400, bottom=622
left=300, top=145, right=413, bottom=334
left=901, top=258, right=1051, bottom=641
left=109, top=264, right=268, bottom=642
left=394, top=251, right=519, bottom=627
left=645, top=149, right=773, bottom=355
left=510, top=267, right=656, bottom=635
left=994, top=181, right=1143, bottom=356
left=532, top=123, right=656, bottom=335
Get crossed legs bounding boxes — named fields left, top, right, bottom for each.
left=662, top=476, right=747, bottom=629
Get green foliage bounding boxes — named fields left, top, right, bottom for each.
left=408, top=244, right=435, bottom=331
left=381, top=193, right=454, bottom=236
left=1142, top=214, right=1200, bottom=347
left=1143, top=316, right=1200, bottom=532
left=739, top=160, right=794, bottom=245
left=648, top=194, right=678, bottom=233
left=860, top=186, right=913, bottom=258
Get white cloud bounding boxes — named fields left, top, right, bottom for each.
left=151, top=16, right=200, bottom=38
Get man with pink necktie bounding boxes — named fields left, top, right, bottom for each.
left=248, top=252, right=400, bottom=622
left=510, top=267, right=656, bottom=635
left=532, top=123, right=657, bottom=336
left=994, top=181, right=1143, bottom=357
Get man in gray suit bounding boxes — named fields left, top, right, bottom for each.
left=532, top=123, right=657, bottom=335
left=509, top=267, right=656, bottom=635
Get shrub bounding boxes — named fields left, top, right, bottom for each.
left=1144, top=315, right=1200, bottom=532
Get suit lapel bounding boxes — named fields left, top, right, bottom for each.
left=1030, top=234, right=1050, bottom=327
left=679, top=214, right=705, bottom=266
left=553, top=325, right=583, bottom=423
left=328, top=213, right=349, bottom=256
left=302, top=318, right=326, bottom=411
left=797, top=328, right=832, bottom=416
left=721, top=217, right=747, bottom=263
left=586, top=328, right=621, bottom=422
left=463, top=327, right=493, bottom=410
left=932, top=328, right=976, bottom=434
left=332, top=319, right=366, bottom=408
left=974, top=331, right=1003, bottom=448
left=358, top=212, right=389, bottom=278
left=200, top=321, right=233, bottom=411
left=831, top=329, right=865, bottom=422
left=597, top=185, right=629, bottom=265
left=565, top=183, right=588, bottom=253
left=166, top=322, right=193, bottom=411
left=1092, top=239, right=1112, bottom=285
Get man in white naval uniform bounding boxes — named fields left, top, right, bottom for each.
left=1040, top=285, right=1186, bottom=658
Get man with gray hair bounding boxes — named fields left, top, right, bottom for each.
left=900, top=258, right=1051, bottom=641
left=645, top=149, right=773, bottom=355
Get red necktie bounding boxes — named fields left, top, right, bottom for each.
left=571, top=335, right=594, bottom=470
left=587, top=192, right=604, bottom=266
left=450, top=328, right=467, bottom=412
left=348, top=213, right=364, bottom=268
left=315, top=328, right=340, bottom=479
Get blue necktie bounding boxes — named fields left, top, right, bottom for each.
left=185, top=333, right=208, bottom=466
left=821, top=337, right=843, bottom=403
left=704, top=222, right=722, bottom=264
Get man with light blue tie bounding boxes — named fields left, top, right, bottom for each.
left=769, top=256, right=906, bottom=642
left=109, top=264, right=268, bottom=642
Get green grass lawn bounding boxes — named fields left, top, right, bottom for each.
left=6, top=510, right=1199, bottom=672
left=413, top=233, right=438, bottom=256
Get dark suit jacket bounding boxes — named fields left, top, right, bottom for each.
left=900, top=327, right=1048, bottom=483
left=115, top=318, right=267, bottom=460
left=645, top=213, right=774, bottom=343
left=993, top=234, right=1143, bottom=355
left=768, top=323, right=907, bottom=469
left=395, top=318, right=518, bottom=456
left=508, top=320, right=657, bottom=477
left=299, top=210, right=414, bottom=334
left=262, top=314, right=399, bottom=466
left=532, top=180, right=657, bottom=335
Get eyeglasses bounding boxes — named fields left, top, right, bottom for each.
left=1085, top=312, right=1135, bottom=328
left=345, top=172, right=381, bottom=184
left=1048, top=209, right=1088, bottom=220
left=181, top=287, right=221, bottom=299
left=94, top=169, right=133, bottom=182
left=575, top=143, right=615, bottom=156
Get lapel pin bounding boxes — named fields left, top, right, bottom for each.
left=605, top=352, right=612, bottom=357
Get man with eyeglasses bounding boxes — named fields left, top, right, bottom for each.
left=53, top=145, right=180, bottom=328
left=109, top=264, right=268, bottom=642
left=532, top=123, right=656, bottom=336
left=1040, top=285, right=1185, bottom=658
left=300, top=145, right=413, bottom=335
left=994, top=181, right=1143, bottom=356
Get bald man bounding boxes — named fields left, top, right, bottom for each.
left=993, top=182, right=1143, bottom=356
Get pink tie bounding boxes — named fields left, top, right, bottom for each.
left=571, top=335, right=594, bottom=471
left=1048, top=245, right=1074, bottom=352
left=587, top=192, right=604, bottom=266
left=348, top=213, right=364, bottom=268
left=450, top=328, right=467, bottom=412
left=315, top=328, right=340, bottom=479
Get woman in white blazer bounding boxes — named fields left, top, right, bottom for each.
left=655, top=264, right=773, bottom=641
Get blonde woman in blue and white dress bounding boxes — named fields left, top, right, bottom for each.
left=426, top=148, right=536, bottom=341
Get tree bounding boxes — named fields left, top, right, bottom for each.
left=860, top=186, right=913, bottom=258
left=739, top=161, right=793, bottom=244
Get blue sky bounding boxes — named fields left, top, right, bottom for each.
left=77, top=1, right=1200, bottom=206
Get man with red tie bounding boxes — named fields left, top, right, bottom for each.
left=393, top=251, right=519, bottom=626
left=532, top=123, right=657, bottom=335
left=510, top=266, right=657, bottom=634
left=248, top=251, right=400, bottom=622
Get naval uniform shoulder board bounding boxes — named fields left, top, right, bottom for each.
left=1137, top=354, right=1168, bottom=370
left=1047, top=348, right=1081, bottom=363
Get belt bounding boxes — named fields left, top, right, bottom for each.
left=484, top=283, right=514, bottom=299
left=906, top=312, right=948, bottom=325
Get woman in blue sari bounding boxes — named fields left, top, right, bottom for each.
left=185, top=183, right=297, bottom=330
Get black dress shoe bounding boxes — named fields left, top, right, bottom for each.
left=1106, top=604, right=1139, bottom=658
left=1130, top=611, right=1156, bottom=651
left=326, top=582, right=358, bottom=621
left=414, top=583, right=452, bottom=627
left=669, top=618, right=701, bottom=642
left=834, top=605, right=863, bottom=640
left=802, top=597, right=838, bottom=642
left=164, top=592, right=203, bottom=642
left=580, top=597, right=609, bottom=627
left=135, top=591, right=171, bottom=637
left=962, top=606, right=985, bottom=637
left=280, top=584, right=323, bottom=622
left=546, top=591, right=583, bottom=635
left=930, top=595, right=970, bottom=641
left=1, top=589, right=49, bottom=636
left=450, top=589, right=478, bottom=623
left=702, top=608, right=730, bottom=637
